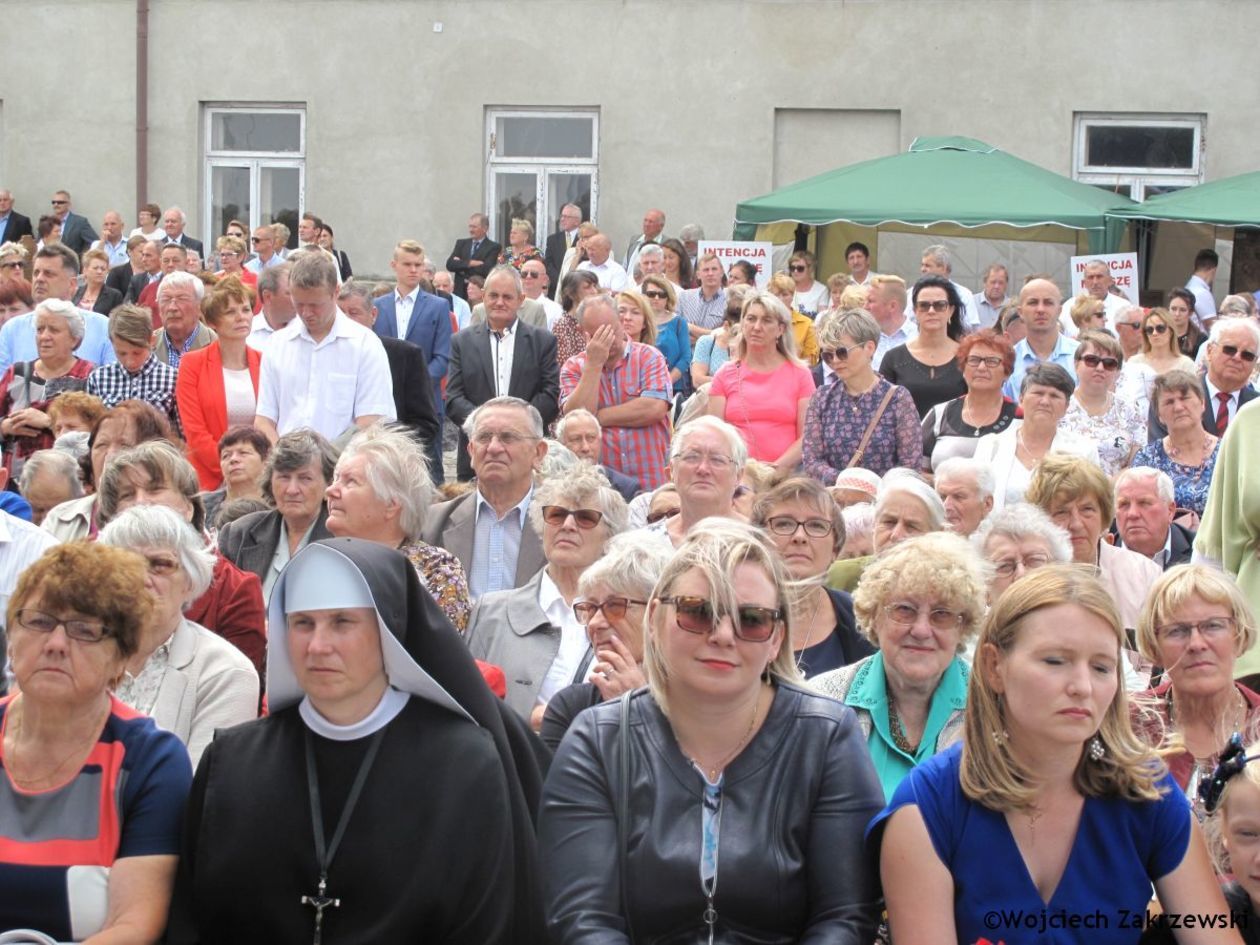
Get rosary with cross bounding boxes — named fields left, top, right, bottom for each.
left=300, top=876, right=341, bottom=945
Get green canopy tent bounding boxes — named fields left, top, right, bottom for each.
left=732, top=137, right=1136, bottom=276
left=1108, top=171, right=1260, bottom=227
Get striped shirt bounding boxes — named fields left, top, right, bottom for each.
left=470, top=487, right=532, bottom=599
left=676, top=287, right=727, bottom=333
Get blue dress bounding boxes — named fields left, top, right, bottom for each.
left=868, top=743, right=1191, bottom=944
left=1131, top=438, right=1220, bottom=517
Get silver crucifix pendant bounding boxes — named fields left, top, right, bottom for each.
left=300, top=876, right=341, bottom=945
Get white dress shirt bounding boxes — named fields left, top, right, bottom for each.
left=578, top=258, right=630, bottom=292
left=1059, top=291, right=1130, bottom=337
left=394, top=286, right=418, bottom=339
left=0, top=510, right=59, bottom=638
left=489, top=320, right=518, bottom=398
left=535, top=569, right=589, bottom=704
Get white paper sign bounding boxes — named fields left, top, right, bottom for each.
left=1069, top=253, right=1139, bottom=303
left=698, top=241, right=774, bottom=287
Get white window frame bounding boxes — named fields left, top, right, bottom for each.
left=202, top=104, right=306, bottom=246
left=1073, top=113, right=1204, bottom=202
left=485, top=108, right=599, bottom=238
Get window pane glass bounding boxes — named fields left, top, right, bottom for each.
left=261, top=167, right=302, bottom=248
left=1143, top=183, right=1191, bottom=198
left=496, top=116, right=593, bottom=159
left=212, top=112, right=301, bottom=152
left=210, top=166, right=251, bottom=240
left=1085, top=125, right=1195, bottom=170
left=545, top=172, right=592, bottom=235
left=494, top=172, right=538, bottom=246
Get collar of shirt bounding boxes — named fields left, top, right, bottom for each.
left=250, top=312, right=275, bottom=335
left=1016, top=333, right=1075, bottom=363
left=1204, top=376, right=1236, bottom=408
left=696, top=286, right=723, bottom=303
left=536, top=568, right=572, bottom=625
left=490, top=319, right=517, bottom=338
left=126, top=354, right=159, bottom=379
left=475, top=484, right=533, bottom=525
left=395, top=286, right=418, bottom=308
left=1155, top=526, right=1174, bottom=567
left=294, top=309, right=352, bottom=347
left=0, top=212, right=9, bottom=225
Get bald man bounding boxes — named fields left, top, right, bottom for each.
left=1003, top=278, right=1079, bottom=399
left=577, top=234, right=629, bottom=292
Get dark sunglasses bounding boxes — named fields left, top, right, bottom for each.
left=643, top=290, right=669, bottom=300
left=573, top=597, right=646, bottom=624
left=788, top=265, right=807, bottom=273
left=658, top=595, right=781, bottom=642
left=820, top=346, right=850, bottom=364
left=541, top=505, right=603, bottom=529
left=915, top=299, right=952, bottom=313
left=1221, top=344, right=1259, bottom=363
left=1144, top=323, right=1169, bottom=335
left=1079, top=353, right=1120, bottom=370
left=645, top=507, right=679, bottom=524
left=521, top=270, right=544, bottom=278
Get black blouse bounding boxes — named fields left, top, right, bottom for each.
left=879, top=344, right=967, bottom=418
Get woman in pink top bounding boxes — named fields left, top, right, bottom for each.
left=707, top=292, right=815, bottom=471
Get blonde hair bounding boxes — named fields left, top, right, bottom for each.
left=733, top=293, right=802, bottom=365
left=962, top=565, right=1166, bottom=812
left=1135, top=564, right=1258, bottom=665
left=618, top=290, right=656, bottom=345
left=1069, top=293, right=1106, bottom=331
left=1207, top=739, right=1260, bottom=875
left=838, top=283, right=871, bottom=310
left=1142, top=308, right=1180, bottom=357
left=643, top=518, right=804, bottom=716
left=1026, top=453, right=1115, bottom=530
left=766, top=272, right=795, bottom=298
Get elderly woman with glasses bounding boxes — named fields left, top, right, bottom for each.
left=0, top=543, right=191, bottom=943
left=1129, top=307, right=1197, bottom=377
left=99, top=505, right=259, bottom=766
left=323, top=422, right=470, bottom=631
left=880, top=276, right=968, bottom=418
left=1131, top=565, right=1260, bottom=801
left=804, top=309, right=921, bottom=482
left=649, top=416, right=746, bottom=549
left=814, top=532, right=986, bottom=800
left=921, top=329, right=1018, bottom=471
left=539, top=519, right=884, bottom=943
left=970, top=502, right=1073, bottom=603
left=539, top=532, right=673, bottom=751
left=750, top=476, right=875, bottom=678
left=466, top=463, right=628, bottom=724
left=1060, top=329, right=1146, bottom=477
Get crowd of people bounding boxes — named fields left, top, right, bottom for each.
left=1, top=188, right=1260, bottom=942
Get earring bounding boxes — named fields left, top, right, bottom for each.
left=1088, top=736, right=1106, bottom=761
left=991, top=728, right=1009, bottom=745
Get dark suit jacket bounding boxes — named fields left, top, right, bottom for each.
left=420, top=490, right=546, bottom=590
left=0, top=212, right=33, bottom=244
left=445, top=237, right=502, bottom=299
left=380, top=335, right=440, bottom=447
left=218, top=506, right=333, bottom=587
left=1115, top=521, right=1196, bottom=571
left=72, top=284, right=124, bottom=316
left=543, top=230, right=576, bottom=297
left=599, top=464, right=641, bottom=502
left=812, top=364, right=825, bottom=388
left=126, top=270, right=158, bottom=304
left=372, top=289, right=452, bottom=413
left=166, top=233, right=205, bottom=258
left=58, top=212, right=98, bottom=255
left=1146, top=377, right=1260, bottom=440
left=445, top=319, right=560, bottom=481
left=106, top=262, right=137, bottom=300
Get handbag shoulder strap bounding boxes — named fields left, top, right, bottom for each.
left=617, top=690, right=635, bottom=943
left=847, top=385, right=898, bottom=469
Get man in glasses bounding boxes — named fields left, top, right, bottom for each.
left=556, top=408, right=640, bottom=501
left=911, top=245, right=980, bottom=330
left=244, top=225, right=283, bottom=275
left=1149, top=317, right=1260, bottom=439
left=544, top=203, right=582, bottom=296
left=864, top=274, right=916, bottom=371
left=422, top=396, right=548, bottom=599
left=786, top=250, right=829, bottom=319
left=161, top=206, right=204, bottom=258
left=1003, top=278, right=1078, bottom=400
left=0, top=190, right=33, bottom=245
left=48, top=190, right=97, bottom=255
left=1059, top=258, right=1129, bottom=337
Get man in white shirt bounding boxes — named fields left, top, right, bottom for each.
left=520, top=258, right=564, bottom=327
left=865, top=273, right=917, bottom=370
left=245, top=226, right=283, bottom=275
left=845, top=242, right=873, bottom=286
left=1186, top=248, right=1219, bottom=325
left=254, top=253, right=395, bottom=442
left=578, top=234, right=629, bottom=292
left=788, top=250, right=829, bottom=318
left=91, top=211, right=129, bottom=268
left=623, top=208, right=666, bottom=274
left=910, top=245, right=980, bottom=330
left=246, top=262, right=294, bottom=352
left=1059, top=259, right=1129, bottom=336
left=0, top=505, right=59, bottom=668
left=975, top=263, right=1009, bottom=330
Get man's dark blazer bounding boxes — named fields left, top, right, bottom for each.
left=1114, top=521, right=1195, bottom=571
left=812, top=363, right=825, bottom=388
left=106, top=262, right=137, bottom=300
left=372, top=289, right=452, bottom=415
left=543, top=230, right=576, bottom=298
left=445, top=319, right=559, bottom=481
left=0, top=212, right=33, bottom=244
left=165, top=233, right=205, bottom=257
left=1146, top=376, right=1259, bottom=440
left=599, top=464, right=641, bottom=502
left=380, top=336, right=440, bottom=448
left=217, top=506, right=333, bottom=587
left=58, top=212, right=98, bottom=255
left=126, top=270, right=159, bottom=304
left=445, top=237, right=502, bottom=299
left=73, top=284, right=124, bottom=316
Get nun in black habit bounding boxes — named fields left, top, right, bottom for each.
left=165, top=537, right=550, bottom=944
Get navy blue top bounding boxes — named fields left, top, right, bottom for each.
left=868, top=743, right=1191, bottom=944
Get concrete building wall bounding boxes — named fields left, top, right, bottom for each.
left=2, top=0, right=1255, bottom=280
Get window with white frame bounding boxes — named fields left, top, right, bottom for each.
left=1073, top=114, right=1204, bottom=202
left=485, top=108, right=598, bottom=248
left=203, top=105, right=305, bottom=249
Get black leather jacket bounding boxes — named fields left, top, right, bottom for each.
left=538, top=683, right=884, bottom=944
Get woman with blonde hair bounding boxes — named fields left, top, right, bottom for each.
left=617, top=288, right=657, bottom=346
left=539, top=518, right=884, bottom=943
left=1069, top=293, right=1108, bottom=334
left=874, top=565, right=1234, bottom=944
left=707, top=292, right=815, bottom=471
left=640, top=274, right=692, bottom=394
left=1129, top=307, right=1198, bottom=376
left=499, top=217, right=544, bottom=271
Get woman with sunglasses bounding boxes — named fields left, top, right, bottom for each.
left=540, top=532, right=673, bottom=751
left=641, top=274, right=692, bottom=396
left=539, top=518, right=884, bottom=943
left=1130, top=308, right=1197, bottom=377
left=1061, top=329, right=1146, bottom=477
left=466, top=463, right=627, bottom=723
left=750, top=477, right=875, bottom=678
left=921, top=329, right=1018, bottom=471
left=1133, top=370, right=1221, bottom=521
left=880, top=276, right=968, bottom=418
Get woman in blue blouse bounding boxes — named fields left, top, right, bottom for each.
left=1133, top=369, right=1221, bottom=521
left=640, top=276, right=692, bottom=396
left=873, top=565, right=1233, bottom=945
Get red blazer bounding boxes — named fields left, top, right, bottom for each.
left=185, top=552, right=266, bottom=681
left=176, top=341, right=262, bottom=491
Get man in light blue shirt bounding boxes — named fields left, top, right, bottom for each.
left=1004, top=278, right=1078, bottom=399
left=866, top=274, right=918, bottom=371
left=0, top=244, right=116, bottom=374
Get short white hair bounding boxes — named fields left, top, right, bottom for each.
left=99, top=504, right=216, bottom=601
left=670, top=415, right=748, bottom=469
left=935, top=456, right=995, bottom=501
left=554, top=408, right=600, bottom=441
left=34, top=299, right=86, bottom=342
left=156, top=269, right=206, bottom=301
left=337, top=423, right=434, bottom=540
left=877, top=469, right=946, bottom=531
left=463, top=396, right=544, bottom=439
left=971, top=502, right=1072, bottom=564
left=1208, top=316, right=1260, bottom=351
left=1114, top=465, right=1176, bottom=505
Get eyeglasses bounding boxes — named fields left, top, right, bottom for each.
left=991, top=553, right=1051, bottom=577
left=1220, top=344, right=1259, bottom=363
left=541, top=505, right=604, bottom=529
left=658, top=595, right=782, bottom=642
left=16, top=608, right=110, bottom=643
left=645, top=507, right=679, bottom=524
left=0, top=261, right=22, bottom=270
left=788, top=265, right=807, bottom=273
left=573, top=597, right=647, bottom=624
left=915, top=300, right=952, bottom=314
left=1156, top=616, right=1236, bottom=644
left=675, top=451, right=734, bottom=469
left=643, top=290, right=668, bottom=300
left=250, top=237, right=270, bottom=244
left=50, top=200, right=69, bottom=206
left=820, top=347, right=850, bottom=364
left=1114, top=320, right=1143, bottom=330
left=964, top=355, right=1003, bottom=368
left=144, top=554, right=181, bottom=576
left=766, top=515, right=833, bottom=538
left=471, top=430, right=538, bottom=448
left=1080, top=354, right=1120, bottom=370
left=521, top=270, right=544, bottom=279
left=882, top=601, right=965, bottom=630
left=1144, top=323, right=1169, bottom=335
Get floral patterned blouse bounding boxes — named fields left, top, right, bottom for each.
left=399, top=537, right=472, bottom=632
left=1131, top=437, right=1221, bottom=517
left=803, top=377, right=921, bottom=481
left=499, top=246, right=545, bottom=272
left=553, top=312, right=587, bottom=366
left=1060, top=394, right=1147, bottom=477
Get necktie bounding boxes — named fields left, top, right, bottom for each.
left=1216, top=392, right=1231, bottom=435
left=470, top=240, right=481, bottom=258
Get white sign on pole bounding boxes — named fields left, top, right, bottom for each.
left=697, top=241, right=774, bottom=287
left=1068, top=252, right=1139, bottom=303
